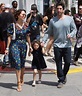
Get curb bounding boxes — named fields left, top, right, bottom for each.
left=0, top=65, right=82, bottom=74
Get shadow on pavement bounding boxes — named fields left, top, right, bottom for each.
left=41, top=81, right=58, bottom=86
left=0, top=82, right=17, bottom=90
left=24, top=80, right=58, bottom=87
left=46, top=58, right=55, bottom=63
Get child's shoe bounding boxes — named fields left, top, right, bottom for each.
left=32, top=81, right=36, bottom=87
left=37, top=79, right=41, bottom=84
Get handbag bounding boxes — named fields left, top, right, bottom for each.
left=3, top=54, right=9, bottom=66
left=12, top=23, right=16, bottom=40
left=0, top=40, right=6, bottom=54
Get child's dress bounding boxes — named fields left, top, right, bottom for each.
left=32, top=47, right=47, bottom=70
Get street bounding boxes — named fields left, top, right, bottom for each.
left=0, top=72, right=82, bottom=96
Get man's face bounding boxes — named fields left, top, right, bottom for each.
left=78, top=5, right=82, bottom=14
left=13, top=2, right=18, bottom=8
left=56, top=5, right=64, bottom=16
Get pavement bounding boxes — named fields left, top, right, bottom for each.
left=0, top=72, right=82, bottom=96
left=0, top=47, right=82, bottom=96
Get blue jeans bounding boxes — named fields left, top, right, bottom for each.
left=42, top=33, right=48, bottom=43
left=54, top=47, right=71, bottom=82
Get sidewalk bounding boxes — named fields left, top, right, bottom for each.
left=0, top=46, right=82, bottom=73
left=0, top=51, right=82, bottom=73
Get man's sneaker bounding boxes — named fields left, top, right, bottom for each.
left=63, top=77, right=67, bottom=84
left=57, top=82, right=63, bottom=88
left=32, top=81, right=36, bottom=87
left=37, top=80, right=41, bottom=84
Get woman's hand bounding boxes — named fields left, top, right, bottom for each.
left=28, top=46, right=33, bottom=56
left=5, top=49, right=9, bottom=55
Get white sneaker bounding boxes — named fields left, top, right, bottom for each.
left=32, top=81, right=36, bottom=87
left=37, top=80, right=41, bottom=84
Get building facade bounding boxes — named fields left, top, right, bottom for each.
left=0, top=0, right=44, bottom=14
left=0, top=0, right=82, bottom=14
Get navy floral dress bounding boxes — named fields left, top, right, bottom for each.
left=7, top=23, right=29, bottom=70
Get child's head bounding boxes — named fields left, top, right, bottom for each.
left=32, top=40, right=40, bottom=50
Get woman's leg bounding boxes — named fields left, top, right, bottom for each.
left=45, top=37, right=53, bottom=56
left=16, top=69, right=22, bottom=92
left=20, top=67, right=25, bottom=85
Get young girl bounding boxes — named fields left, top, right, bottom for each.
left=29, top=40, right=47, bottom=86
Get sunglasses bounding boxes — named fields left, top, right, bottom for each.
left=21, top=14, right=26, bottom=17
left=79, top=8, right=82, bottom=10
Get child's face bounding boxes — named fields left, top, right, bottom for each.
left=33, top=43, right=39, bottom=50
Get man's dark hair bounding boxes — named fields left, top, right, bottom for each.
left=64, top=9, right=70, bottom=15
left=31, top=4, right=38, bottom=13
left=12, top=0, right=17, bottom=5
left=31, top=4, right=37, bottom=10
left=56, top=2, right=65, bottom=10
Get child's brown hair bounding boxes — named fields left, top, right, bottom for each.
left=31, top=40, right=41, bottom=48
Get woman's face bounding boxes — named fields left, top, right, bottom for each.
left=33, top=43, right=39, bottom=50
left=1, top=4, right=5, bottom=11
left=18, top=11, right=26, bottom=21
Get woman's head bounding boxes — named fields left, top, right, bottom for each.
left=44, top=7, right=54, bottom=19
left=0, top=3, right=5, bottom=12
left=32, top=40, right=40, bottom=50
left=14, top=9, right=26, bottom=21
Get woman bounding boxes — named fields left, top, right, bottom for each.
left=42, top=6, right=55, bottom=56
left=0, top=3, right=5, bottom=14
left=5, top=9, right=31, bottom=92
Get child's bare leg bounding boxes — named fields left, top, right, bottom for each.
left=32, top=69, right=37, bottom=86
left=38, top=70, right=42, bottom=84
left=38, top=70, right=42, bottom=80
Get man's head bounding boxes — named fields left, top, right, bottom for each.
left=78, top=5, right=82, bottom=15
left=12, top=0, right=18, bottom=9
left=56, top=2, right=65, bottom=16
left=31, top=4, right=38, bottom=14
left=64, top=9, right=71, bottom=16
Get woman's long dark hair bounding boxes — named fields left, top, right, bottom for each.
left=14, top=9, right=26, bottom=21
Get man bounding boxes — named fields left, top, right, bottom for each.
left=10, top=0, right=18, bottom=14
left=42, top=2, right=77, bottom=88
left=73, top=4, right=82, bottom=65
left=74, top=4, right=82, bottom=30
left=26, top=4, right=43, bottom=42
